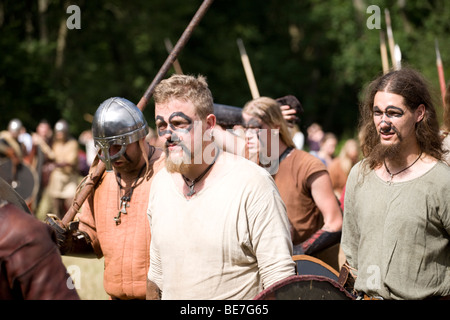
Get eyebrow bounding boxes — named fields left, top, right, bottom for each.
left=169, top=112, right=193, bottom=123
left=373, top=105, right=405, bottom=114
left=244, top=118, right=262, bottom=127
left=155, top=112, right=194, bottom=136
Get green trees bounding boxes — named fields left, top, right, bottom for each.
left=0, top=0, right=448, bottom=138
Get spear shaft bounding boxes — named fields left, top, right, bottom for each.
left=59, top=0, right=214, bottom=227
left=237, top=38, right=260, bottom=99
left=138, top=0, right=214, bottom=109
left=435, top=39, right=446, bottom=107
left=385, top=9, right=398, bottom=70
left=380, top=30, right=389, bottom=74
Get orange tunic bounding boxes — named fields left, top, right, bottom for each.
left=77, top=149, right=165, bottom=299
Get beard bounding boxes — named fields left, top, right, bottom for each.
left=370, top=128, right=404, bottom=165
left=164, top=141, right=193, bottom=174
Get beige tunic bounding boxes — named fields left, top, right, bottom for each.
left=147, top=155, right=295, bottom=300
left=47, top=138, right=79, bottom=199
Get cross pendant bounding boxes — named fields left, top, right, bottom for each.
left=388, top=174, right=393, bottom=185
left=187, top=185, right=196, bottom=197
left=120, top=199, right=130, bottom=214
left=114, top=212, right=121, bottom=225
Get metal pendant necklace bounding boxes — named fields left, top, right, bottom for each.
left=384, top=151, right=422, bottom=185
left=114, top=147, right=154, bottom=225
left=182, top=149, right=220, bottom=197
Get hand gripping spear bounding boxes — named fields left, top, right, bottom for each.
left=50, top=0, right=214, bottom=229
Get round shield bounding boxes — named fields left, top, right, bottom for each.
left=0, top=159, right=38, bottom=205
left=0, top=176, right=31, bottom=214
left=254, top=275, right=355, bottom=300
left=293, top=254, right=340, bottom=281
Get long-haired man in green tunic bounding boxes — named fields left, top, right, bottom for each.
left=341, top=68, right=450, bottom=300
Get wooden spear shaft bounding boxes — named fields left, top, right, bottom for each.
left=435, top=39, right=446, bottom=107
left=385, top=9, right=397, bottom=70
left=164, top=38, right=184, bottom=75
left=237, top=38, right=260, bottom=99
left=380, top=30, right=389, bottom=74
left=138, top=0, right=214, bottom=110
left=60, top=0, right=214, bottom=226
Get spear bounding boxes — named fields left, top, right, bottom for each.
left=394, top=44, right=402, bottom=70
left=55, top=0, right=214, bottom=227
left=237, top=38, right=260, bottom=99
left=138, top=0, right=214, bottom=109
left=164, top=38, right=184, bottom=75
left=380, top=30, right=389, bottom=74
left=435, top=38, right=446, bottom=107
left=384, top=9, right=398, bottom=70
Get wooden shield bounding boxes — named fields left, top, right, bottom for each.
left=254, top=275, right=355, bottom=300
left=0, top=159, right=38, bottom=205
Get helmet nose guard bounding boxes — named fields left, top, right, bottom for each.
left=92, top=97, right=149, bottom=171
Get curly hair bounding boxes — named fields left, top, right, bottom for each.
left=153, top=74, right=214, bottom=120
left=358, top=68, right=443, bottom=171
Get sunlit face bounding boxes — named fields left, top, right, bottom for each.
left=242, top=112, right=277, bottom=157
left=373, top=91, right=424, bottom=152
left=155, top=99, right=205, bottom=173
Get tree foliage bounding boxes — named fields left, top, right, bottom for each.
left=0, top=0, right=449, bottom=140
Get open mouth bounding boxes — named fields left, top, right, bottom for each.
left=380, top=131, right=394, bottom=139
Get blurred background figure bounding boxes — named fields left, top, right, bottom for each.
left=46, top=119, right=80, bottom=219
left=29, top=119, right=55, bottom=214
left=0, top=119, right=27, bottom=167
left=310, top=132, right=338, bottom=166
left=306, top=123, right=324, bottom=152
left=78, top=129, right=96, bottom=168
left=441, top=82, right=450, bottom=165
left=276, top=95, right=305, bottom=150
left=0, top=119, right=39, bottom=210
left=327, top=138, right=360, bottom=199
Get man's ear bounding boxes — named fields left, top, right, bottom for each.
left=206, top=113, right=216, bottom=130
left=416, top=104, right=425, bottom=123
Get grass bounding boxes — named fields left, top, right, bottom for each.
left=62, top=256, right=109, bottom=300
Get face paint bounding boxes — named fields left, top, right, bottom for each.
left=155, top=112, right=194, bottom=137
left=373, top=105, right=405, bottom=120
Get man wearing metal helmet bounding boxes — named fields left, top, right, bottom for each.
left=49, top=97, right=164, bottom=300
left=0, top=119, right=27, bottom=166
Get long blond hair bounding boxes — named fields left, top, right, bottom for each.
left=243, top=97, right=296, bottom=149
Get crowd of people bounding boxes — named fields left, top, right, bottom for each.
left=0, top=67, right=449, bottom=300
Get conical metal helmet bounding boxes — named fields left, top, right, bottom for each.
left=92, top=97, right=149, bottom=171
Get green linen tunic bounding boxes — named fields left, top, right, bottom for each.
left=342, top=161, right=450, bottom=299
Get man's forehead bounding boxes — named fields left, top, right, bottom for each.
left=155, top=99, right=196, bottom=119
left=155, top=112, right=193, bottom=123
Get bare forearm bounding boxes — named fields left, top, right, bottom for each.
left=146, top=279, right=161, bottom=300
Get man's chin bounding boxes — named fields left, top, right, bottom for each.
left=165, top=155, right=191, bottom=174
left=373, top=141, right=401, bottom=161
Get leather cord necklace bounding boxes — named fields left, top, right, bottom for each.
left=279, top=147, right=293, bottom=163
left=182, top=148, right=220, bottom=197
left=384, top=151, right=422, bottom=185
left=114, top=146, right=154, bottom=225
